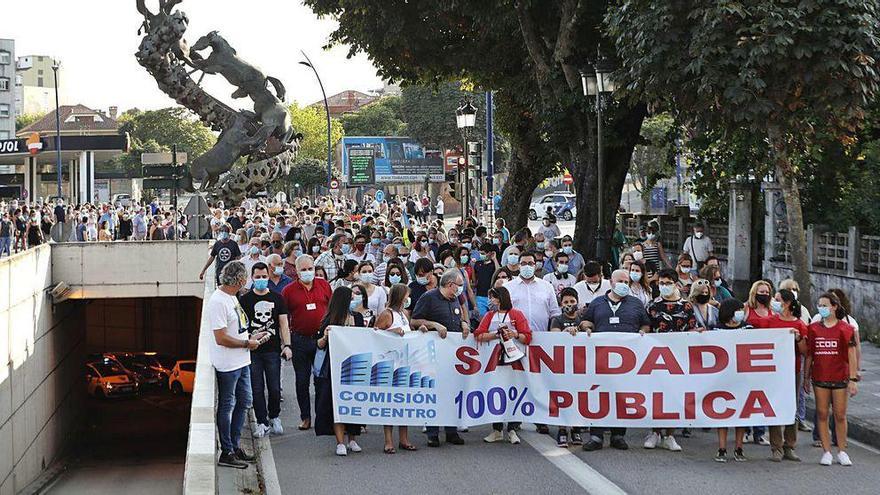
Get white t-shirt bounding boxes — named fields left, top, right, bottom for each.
left=206, top=289, right=251, bottom=372
left=543, top=272, right=576, bottom=295
left=436, top=200, right=445, bottom=215
left=367, top=285, right=388, bottom=316
left=573, top=279, right=612, bottom=308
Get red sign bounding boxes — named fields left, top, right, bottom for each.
left=330, top=178, right=340, bottom=190
left=563, top=173, right=573, bottom=185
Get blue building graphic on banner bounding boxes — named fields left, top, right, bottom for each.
left=340, top=353, right=371, bottom=386
left=370, top=361, right=393, bottom=386
left=341, top=343, right=437, bottom=388
left=392, top=366, right=411, bottom=387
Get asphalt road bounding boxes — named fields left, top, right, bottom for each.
left=270, top=363, right=880, bottom=495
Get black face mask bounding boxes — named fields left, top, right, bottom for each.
left=695, top=294, right=711, bottom=304
left=755, top=294, right=771, bottom=305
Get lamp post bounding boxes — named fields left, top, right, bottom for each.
left=299, top=51, right=332, bottom=190
left=52, top=59, right=62, bottom=198
left=580, top=59, right=616, bottom=262
left=455, top=99, right=477, bottom=219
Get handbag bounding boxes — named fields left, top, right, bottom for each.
left=312, top=347, right=327, bottom=378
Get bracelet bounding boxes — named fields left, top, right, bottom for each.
left=283, top=344, right=292, bottom=349
left=850, top=377, right=860, bottom=382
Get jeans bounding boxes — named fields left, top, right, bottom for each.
left=291, top=333, right=317, bottom=421
left=426, top=426, right=458, bottom=438
left=796, top=360, right=807, bottom=422
left=0, top=237, right=11, bottom=257
left=589, top=427, right=626, bottom=442
left=216, top=365, right=253, bottom=454
left=250, top=352, right=281, bottom=426
left=476, top=296, right=489, bottom=319
left=492, top=422, right=521, bottom=432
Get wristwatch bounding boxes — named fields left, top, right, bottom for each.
left=283, top=344, right=292, bottom=350
left=850, top=376, right=860, bottom=382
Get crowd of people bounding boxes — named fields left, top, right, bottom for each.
left=147, top=191, right=859, bottom=469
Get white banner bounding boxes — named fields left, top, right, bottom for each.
left=329, top=328, right=796, bottom=428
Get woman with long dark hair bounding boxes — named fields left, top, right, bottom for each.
left=314, top=286, right=365, bottom=456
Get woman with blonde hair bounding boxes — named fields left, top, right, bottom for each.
left=743, top=279, right=774, bottom=446
left=689, top=279, right=718, bottom=330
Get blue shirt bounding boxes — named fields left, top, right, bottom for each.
left=269, top=274, right=293, bottom=294
left=582, top=294, right=650, bottom=333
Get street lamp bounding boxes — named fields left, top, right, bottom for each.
left=52, top=59, right=62, bottom=198
left=455, top=99, right=477, bottom=219
left=580, top=58, right=616, bottom=262
left=299, top=51, right=332, bottom=190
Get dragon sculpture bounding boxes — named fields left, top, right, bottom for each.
left=135, top=0, right=302, bottom=202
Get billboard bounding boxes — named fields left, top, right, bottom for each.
left=341, top=137, right=444, bottom=183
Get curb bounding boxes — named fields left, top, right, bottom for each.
left=805, top=402, right=880, bottom=451
left=251, top=411, right=282, bottom=495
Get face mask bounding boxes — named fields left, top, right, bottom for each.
left=389, top=274, right=402, bottom=285
left=562, top=246, right=573, bottom=255
left=544, top=250, right=553, bottom=258
left=536, top=242, right=545, bottom=249
left=755, top=294, right=771, bottom=306
left=294, top=233, right=302, bottom=240
left=646, top=233, right=656, bottom=240
left=694, top=232, right=704, bottom=239
left=679, top=266, right=692, bottom=274
left=543, top=220, right=550, bottom=226
left=562, top=303, right=577, bottom=314
left=249, top=246, right=260, bottom=255
left=695, top=293, right=711, bottom=305
left=371, top=238, right=381, bottom=245
left=349, top=299, right=360, bottom=312
left=218, top=232, right=229, bottom=241
left=508, top=255, right=520, bottom=265
left=714, top=279, right=723, bottom=288
left=416, top=276, right=429, bottom=285
left=311, top=245, right=320, bottom=253
left=613, top=282, right=630, bottom=297
left=629, top=271, right=642, bottom=282
left=341, top=244, right=352, bottom=254
left=274, top=266, right=284, bottom=276
left=633, top=251, right=644, bottom=261
left=455, top=284, right=464, bottom=297
left=659, top=284, right=674, bottom=297
left=361, top=272, right=375, bottom=284
left=734, top=310, right=746, bottom=324
left=487, top=301, right=498, bottom=312
left=252, top=279, right=269, bottom=291
left=462, top=242, right=472, bottom=249
left=404, top=297, right=411, bottom=308
left=444, top=259, right=456, bottom=269
left=386, top=232, right=394, bottom=240
left=299, top=270, right=315, bottom=283
left=557, top=263, right=569, bottom=274
left=770, top=300, right=783, bottom=314
left=520, top=265, right=536, bottom=279
left=460, top=255, right=470, bottom=265
left=493, top=239, right=501, bottom=245
left=817, top=307, right=832, bottom=319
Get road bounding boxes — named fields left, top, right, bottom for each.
left=269, top=363, right=880, bottom=495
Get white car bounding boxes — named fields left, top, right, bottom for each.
left=529, top=193, right=575, bottom=220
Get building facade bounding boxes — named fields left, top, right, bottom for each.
left=0, top=39, right=16, bottom=140
left=15, top=54, right=63, bottom=116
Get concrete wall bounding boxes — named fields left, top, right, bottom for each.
left=0, top=245, right=86, bottom=495
left=51, top=241, right=210, bottom=299
left=764, top=261, right=880, bottom=334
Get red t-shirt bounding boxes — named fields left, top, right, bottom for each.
left=281, top=278, right=332, bottom=337
left=746, top=306, right=775, bottom=328
left=767, top=316, right=808, bottom=374
left=807, top=320, right=855, bottom=382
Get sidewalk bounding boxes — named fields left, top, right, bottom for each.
left=806, top=341, right=880, bottom=449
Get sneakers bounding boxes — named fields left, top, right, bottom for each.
left=458, top=427, right=469, bottom=433
left=348, top=440, right=362, bottom=453
left=820, top=451, right=833, bottom=465
left=336, top=443, right=347, bottom=456
left=783, top=446, right=801, bottom=462
left=797, top=419, right=812, bottom=432
left=743, top=432, right=753, bottom=444
left=644, top=432, right=661, bottom=449
left=508, top=430, right=521, bottom=444
left=556, top=430, right=569, bottom=448
left=583, top=438, right=603, bottom=451
left=812, top=440, right=823, bottom=448
left=270, top=417, right=284, bottom=435
left=681, top=428, right=692, bottom=438
left=446, top=433, right=465, bottom=445
left=770, top=449, right=783, bottom=462
left=570, top=431, right=583, bottom=445
left=661, top=435, right=682, bottom=452
left=838, top=451, right=853, bottom=466
left=714, top=448, right=728, bottom=463
left=536, top=424, right=550, bottom=434
left=234, top=448, right=255, bottom=462
left=483, top=430, right=504, bottom=443
left=610, top=436, right=629, bottom=450
left=427, top=436, right=440, bottom=447
left=252, top=423, right=270, bottom=439
left=734, top=448, right=748, bottom=462
left=218, top=451, right=248, bottom=469
left=755, top=435, right=770, bottom=446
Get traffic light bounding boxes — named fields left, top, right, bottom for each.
left=467, top=142, right=482, bottom=172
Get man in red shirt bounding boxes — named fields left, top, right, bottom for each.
left=281, top=255, right=332, bottom=430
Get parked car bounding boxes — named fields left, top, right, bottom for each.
left=529, top=192, right=575, bottom=220
left=85, top=360, right=139, bottom=398
left=169, top=360, right=196, bottom=395
left=554, top=197, right=577, bottom=220
left=112, top=193, right=133, bottom=208
left=108, top=352, right=167, bottom=389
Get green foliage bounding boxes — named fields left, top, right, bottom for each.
left=288, top=103, right=345, bottom=163
left=341, top=96, right=406, bottom=136
left=16, top=112, right=44, bottom=131
left=107, top=107, right=215, bottom=174
left=288, top=157, right=328, bottom=191
left=400, top=82, right=487, bottom=151
left=629, top=113, right=676, bottom=198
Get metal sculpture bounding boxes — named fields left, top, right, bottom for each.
left=135, top=0, right=301, bottom=202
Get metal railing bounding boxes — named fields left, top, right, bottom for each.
left=774, top=225, right=880, bottom=277
left=618, top=210, right=729, bottom=266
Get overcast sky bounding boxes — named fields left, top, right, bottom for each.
left=2, top=0, right=384, bottom=113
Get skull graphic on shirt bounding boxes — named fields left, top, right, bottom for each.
left=251, top=300, right=276, bottom=336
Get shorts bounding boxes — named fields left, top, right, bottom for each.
left=813, top=380, right=848, bottom=390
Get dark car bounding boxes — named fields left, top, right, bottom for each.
left=107, top=352, right=167, bottom=389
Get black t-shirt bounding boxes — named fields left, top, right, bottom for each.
left=473, top=260, right=496, bottom=296
left=550, top=313, right=585, bottom=332
left=238, top=290, right=289, bottom=354
left=211, top=239, right=241, bottom=273
left=411, top=288, right=462, bottom=333
left=0, top=219, right=12, bottom=237
left=407, top=280, right=429, bottom=311
left=227, top=216, right=244, bottom=232
left=54, top=205, right=66, bottom=223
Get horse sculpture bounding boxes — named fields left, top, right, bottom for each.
left=134, top=0, right=301, bottom=202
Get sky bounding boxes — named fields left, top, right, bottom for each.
left=1, top=0, right=384, bottom=113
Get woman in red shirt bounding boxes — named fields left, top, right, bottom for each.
left=802, top=292, right=859, bottom=467
left=745, top=280, right=775, bottom=328
left=767, top=288, right=808, bottom=462
left=474, top=286, right=532, bottom=444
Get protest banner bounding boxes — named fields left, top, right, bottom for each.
left=329, top=328, right=796, bottom=428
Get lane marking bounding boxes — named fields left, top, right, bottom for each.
left=520, top=429, right=627, bottom=495
left=806, top=420, right=880, bottom=455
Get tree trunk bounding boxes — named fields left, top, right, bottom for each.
left=498, top=143, right=546, bottom=234
left=768, top=128, right=812, bottom=310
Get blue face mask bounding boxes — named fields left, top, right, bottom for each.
left=252, top=278, right=269, bottom=291
left=416, top=276, right=429, bottom=286
left=659, top=284, right=674, bottom=297
left=508, top=254, right=520, bottom=265
left=493, top=239, right=501, bottom=245
left=462, top=242, right=472, bottom=249
left=770, top=300, right=783, bottom=314
left=563, top=246, right=573, bottom=255
left=818, top=307, right=832, bottom=319
left=404, top=297, right=411, bottom=308
left=389, top=274, right=402, bottom=285
left=371, top=238, right=381, bottom=245
left=349, top=299, right=360, bottom=312
left=519, top=265, right=536, bottom=279
left=629, top=271, right=642, bottom=282
left=455, top=284, right=464, bottom=297
left=613, top=282, right=630, bottom=297
left=218, top=232, right=229, bottom=241
left=460, top=255, right=470, bottom=265
left=299, top=270, right=315, bottom=283
left=734, top=310, right=746, bottom=323
left=249, top=246, right=260, bottom=255
left=274, top=266, right=284, bottom=276
left=340, top=244, right=352, bottom=254
left=386, top=232, right=394, bottom=240
left=536, top=241, right=545, bottom=249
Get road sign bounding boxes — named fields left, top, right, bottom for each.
left=330, top=178, right=340, bottom=190
left=347, top=146, right=375, bottom=186
left=141, top=152, right=188, bottom=165
left=563, top=173, right=573, bottom=185
left=143, top=178, right=181, bottom=190
left=375, top=190, right=385, bottom=203
left=142, top=165, right=185, bottom=178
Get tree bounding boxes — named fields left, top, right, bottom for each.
left=608, top=0, right=880, bottom=307
left=16, top=112, right=45, bottom=131
left=271, top=157, right=328, bottom=197
left=400, top=82, right=487, bottom=151
left=288, top=103, right=344, bottom=165
left=107, top=107, right=215, bottom=173
left=629, top=113, right=675, bottom=213
left=303, top=0, right=647, bottom=258
left=341, top=96, right=406, bottom=136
